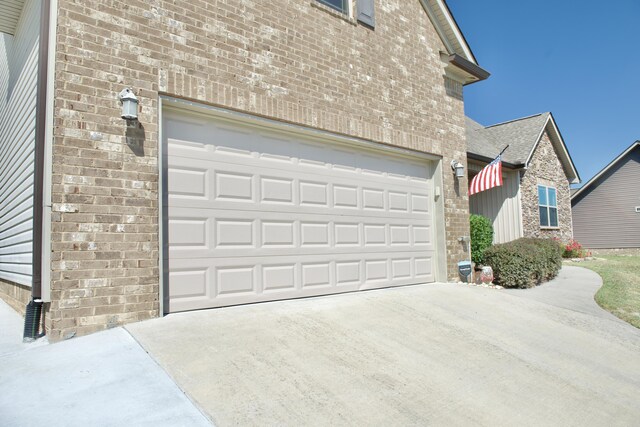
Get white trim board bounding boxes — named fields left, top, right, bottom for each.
left=419, top=0, right=477, bottom=64
left=571, top=141, right=640, bottom=200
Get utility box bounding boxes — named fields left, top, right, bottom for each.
left=458, top=261, right=472, bottom=282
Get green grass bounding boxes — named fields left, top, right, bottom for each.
left=579, top=255, right=640, bottom=328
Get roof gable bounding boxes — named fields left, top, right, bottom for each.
left=419, top=0, right=476, bottom=63
left=466, top=113, right=580, bottom=183
left=571, top=141, right=640, bottom=200
left=419, top=1, right=489, bottom=85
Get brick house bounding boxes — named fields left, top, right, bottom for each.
left=0, top=0, right=489, bottom=340
left=466, top=113, right=580, bottom=243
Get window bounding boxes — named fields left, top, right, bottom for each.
left=317, top=0, right=348, bottom=13
left=538, top=185, right=558, bottom=228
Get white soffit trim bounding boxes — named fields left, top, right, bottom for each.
left=0, top=0, right=25, bottom=35
left=571, top=141, right=640, bottom=200
left=419, top=0, right=477, bottom=64
left=525, top=114, right=580, bottom=184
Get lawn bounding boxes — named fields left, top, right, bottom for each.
left=579, top=255, right=640, bottom=328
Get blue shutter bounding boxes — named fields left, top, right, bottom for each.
left=357, top=0, right=376, bottom=28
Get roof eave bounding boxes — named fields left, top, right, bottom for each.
left=0, top=0, right=27, bottom=35
left=571, top=141, right=640, bottom=200
left=420, top=0, right=480, bottom=65
left=447, top=53, right=490, bottom=85
left=467, top=152, right=521, bottom=169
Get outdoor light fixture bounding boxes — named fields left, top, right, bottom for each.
left=451, top=160, right=465, bottom=178
left=118, top=88, right=138, bottom=121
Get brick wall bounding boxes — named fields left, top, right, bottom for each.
left=50, top=0, right=471, bottom=339
left=0, top=279, right=31, bottom=316
left=520, top=131, right=573, bottom=240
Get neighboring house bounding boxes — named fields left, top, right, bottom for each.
left=571, top=142, right=640, bottom=249
left=466, top=113, right=580, bottom=243
left=0, top=0, right=489, bottom=340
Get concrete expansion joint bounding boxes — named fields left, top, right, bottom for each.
left=122, top=326, right=216, bottom=425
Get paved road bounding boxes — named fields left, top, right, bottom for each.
left=128, top=266, right=640, bottom=427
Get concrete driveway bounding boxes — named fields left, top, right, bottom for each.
left=127, top=266, right=640, bottom=426
left=0, top=300, right=211, bottom=427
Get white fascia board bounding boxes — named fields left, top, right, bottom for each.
left=524, top=114, right=580, bottom=184
left=419, top=0, right=477, bottom=64
left=571, top=141, right=640, bottom=200
left=546, top=115, right=580, bottom=184
left=420, top=0, right=454, bottom=54
left=433, top=0, right=477, bottom=63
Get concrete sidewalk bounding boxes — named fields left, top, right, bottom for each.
left=0, top=300, right=212, bottom=427
left=128, top=266, right=640, bottom=427
left=501, top=265, right=622, bottom=320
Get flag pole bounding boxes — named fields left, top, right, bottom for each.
left=498, top=145, right=510, bottom=157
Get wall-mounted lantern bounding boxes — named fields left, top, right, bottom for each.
left=450, top=160, right=465, bottom=178
left=118, top=88, right=138, bottom=121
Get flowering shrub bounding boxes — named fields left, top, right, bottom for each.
left=563, top=239, right=585, bottom=258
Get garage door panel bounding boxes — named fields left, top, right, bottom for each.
left=167, top=253, right=434, bottom=312
left=168, top=146, right=431, bottom=193
left=168, top=199, right=432, bottom=220
left=168, top=207, right=433, bottom=230
left=167, top=155, right=432, bottom=211
left=171, top=246, right=435, bottom=260
left=168, top=129, right=430, bottom=182
left=168, top=155, right=431, bottom=191
left=166, top=110, right=436, bottom=312
left=168, top=213, right=434, bottom=259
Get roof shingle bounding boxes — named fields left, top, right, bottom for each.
left=466, top=113, right=550, bottom=165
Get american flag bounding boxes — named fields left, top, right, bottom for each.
left=469, top=155, right=503, bottom=196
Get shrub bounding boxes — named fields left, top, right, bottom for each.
left=470, top=214, right=494, bottom=265
left=483, top=238, right=563, bottom=288
left=563, top=239, right=585, bottom=258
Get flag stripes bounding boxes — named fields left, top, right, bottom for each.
left=469, top=156, right=503, bottom=196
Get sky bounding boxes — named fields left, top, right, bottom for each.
left=446, top=0, right=640, bottom=187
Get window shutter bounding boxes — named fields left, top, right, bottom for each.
left=357, top=0, right=376, bottom=28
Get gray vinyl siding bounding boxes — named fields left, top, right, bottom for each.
left=571, top=147, right=640, bottom=248
left=469, top=164, right=523, bottom=244
left=0, top=0, right=40, bottom=286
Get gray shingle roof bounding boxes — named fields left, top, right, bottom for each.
left=466, top=113, right=550, bottom=165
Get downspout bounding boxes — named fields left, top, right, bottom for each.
left=24, top=0, right=51, bottom=341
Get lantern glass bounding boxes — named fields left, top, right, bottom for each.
left=451, top=160, right=465, bottom=178
left=118, top=88, right=139, bottom=121
left=122, top=98, right=138, bottom=120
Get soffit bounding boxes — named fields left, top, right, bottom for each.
left=0, top=0, right=25, bottom=35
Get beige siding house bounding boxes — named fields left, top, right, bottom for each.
left=571, top=142, right=640, bottom=249
left=466, top=113, right=580, bottom=244
left=0, top=0, right=490, bottom=340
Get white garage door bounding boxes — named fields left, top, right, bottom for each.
left=164, top=108, right=436, bottom=312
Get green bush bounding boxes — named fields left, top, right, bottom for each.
left=470, top=214, right=494, bottom=265
left=483, top=238, right=563, bottom=288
